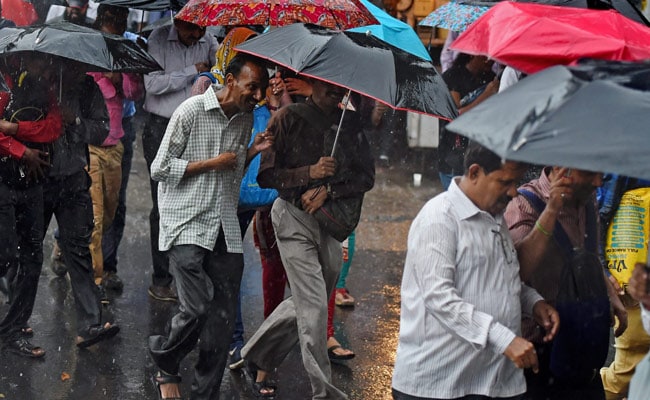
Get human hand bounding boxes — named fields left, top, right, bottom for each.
left=504, top=336, right=539, bottom=373
left=284, top=77, right=312, bottom=97
left=609, top=274, right=624, bottom=296
left=301, top=185, right=327, bottom=214
left=610, top=290, right=628, bottom=337
left=268, top=72, right=286, bottom=98
left=629, top=263, right=650, bottom=309
left=309, top=157, right=336, bottom=179
left=532, top=300, right=560, bottom=343
left=252, top=131, right=274, bottom=153
left=548, top=167, right=574, bottom=211
left=485, top=77, right=500, bottom=96
left=195, top=62, right=211, bottom=73
left=22, top=147, right=50, bottom=182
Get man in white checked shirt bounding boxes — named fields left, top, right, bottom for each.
left=392, top=142, right=560, bottom=400
left=147, top=54, right=270, bottom=400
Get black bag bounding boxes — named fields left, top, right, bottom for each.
left=519, top=190, right=611, bottom=382
left=289, top=103, right=364, bottom=242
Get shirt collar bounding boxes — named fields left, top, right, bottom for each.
left=448, top=177, right=504, bottom=225
left=536, top=167, right=553, bottom=200
left=203, top=84, right=222, bottom=112
left=167, top=25, right=206, bottom=45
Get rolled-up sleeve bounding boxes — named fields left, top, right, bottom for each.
left=151, top=110, right=190, bottom=187
left=413, top=213, right=516, bottom=356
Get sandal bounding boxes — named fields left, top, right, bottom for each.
left=76, top=322, right=120, bottom=348
left=328, top=344, right=355, bottom=361
left=21, top=326, right=34, bottom=338
left=334, top=288, right=355, bottom=307
left=3, top=337, right=45, bottom=358
left=245, top=361, right=276, bottom=398
left=251, top=380, right=277, bottom=398
left=151, top=371, right=182, bottom=400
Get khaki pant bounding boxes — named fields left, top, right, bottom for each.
left=601, top=302, right=650, bottom=400
left=87, top=143, right=123, bottom=283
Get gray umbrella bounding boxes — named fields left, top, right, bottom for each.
left=446, top=59, right=650, bottom=180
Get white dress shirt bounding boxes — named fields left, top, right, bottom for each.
left=144, top=24, right=219, bottom=119
left=151, top=85, right=252, bottom=253
left=392, top=179, right=543, bottom=399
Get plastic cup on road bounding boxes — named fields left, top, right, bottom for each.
left=413, top=173, right=422, bottom=187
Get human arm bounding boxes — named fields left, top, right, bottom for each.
left=245, top=131, right=274, bottom=167
left=143, top=28, right=210, bottom=96
left=506, top=169, right=574, bottom=281
left=605, top=271, right=628, bottom=337
left=530, top=299, right=560, bottom=343
left=283, top=77, right=312, bottom=98
left=454, top=77, right=500, bottom=114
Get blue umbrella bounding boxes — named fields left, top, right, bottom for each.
left=347, top=0, right=431, bottom=61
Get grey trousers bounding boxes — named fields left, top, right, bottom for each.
left=241, top=199, right=347, bottom=400
left=149, top=232, right=243, bottom=400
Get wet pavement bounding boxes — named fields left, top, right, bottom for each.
left=0, top=136, right=442, bottom=399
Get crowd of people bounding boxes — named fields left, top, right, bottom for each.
left=2, top=1, right=650, bottom=400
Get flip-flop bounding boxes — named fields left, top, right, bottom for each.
left=21, top=326, right=34, bottom=338
left=151, top=371, right=182, bottom=400
left=76, top=323, right=120, bottom=348
left=327, top=345, right=355, bottom=361
left=3, top=337, right=45, bottom=358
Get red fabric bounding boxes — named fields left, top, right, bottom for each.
left=327, top=289, right=335, bottom=338
left=176, top=0, right=378, bottom=30
left=451, top=2, right=650, bottom=74
left=1, top=0, right=39, bottom=26
left=0, top=73, right=63, bottom=159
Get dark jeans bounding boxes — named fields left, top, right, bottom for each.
left=392, top=388, right=523, bottom=400
left=102, top=116, right=135, bottom=273
left=148, top=233, right=244, bottom=399
left=0, top=183, right=44, bottom=341
left=142, top=112, right=172, bottom=287
left=524, top=342, right=605, bottom=400
left=43, top=171, right=102, bottom=334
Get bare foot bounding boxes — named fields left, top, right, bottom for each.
left=159, top=382, right=181, bottom=399
left=255, top=370, right=275, bottom=396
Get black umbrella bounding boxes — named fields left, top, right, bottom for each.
left=446, top=59, right=650, bottom=180
left=93, top=0, right=189, bottom=11
left=235, top=23, right=457, bottom=121
left=0, top=22, right=161, bottom=73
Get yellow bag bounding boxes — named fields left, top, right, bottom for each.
left=605, top=187, right=650, bottom=289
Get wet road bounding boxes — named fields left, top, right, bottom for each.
left=0, top=137, right=441, bottom=399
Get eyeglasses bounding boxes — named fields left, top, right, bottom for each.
left=492, top=228, right=516, bottom=264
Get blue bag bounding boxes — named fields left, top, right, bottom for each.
left=519, top=190, right=611, bottom=382
left=238, top=105, right=278, bottom=210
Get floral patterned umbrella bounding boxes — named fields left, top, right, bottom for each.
left=175, top=0, right=379, bottom=29
left=418, top=1, right=490, bottom=32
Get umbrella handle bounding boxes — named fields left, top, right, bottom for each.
left=330, top=89, right=352, bottom=158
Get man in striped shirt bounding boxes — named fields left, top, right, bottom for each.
left=392, top=142, right=559, bottom=400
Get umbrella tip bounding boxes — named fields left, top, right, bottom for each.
left=365, top=30, right=371, bottom=36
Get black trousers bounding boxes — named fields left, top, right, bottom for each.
left=0, top=183, right=44, bottom=341
left=142, top=112, right=172, bottom=287
left=43, top=171, right=102, bottom=333
left=523, top=342, right=605, bottom=400
left=102, top=116, right=135, bottom=273
left=149, top=231, right=243, bottom=400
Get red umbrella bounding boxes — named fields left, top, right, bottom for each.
left=175, top=0, right=379, bottom=29
left=450, top=1, right=650, bottom=74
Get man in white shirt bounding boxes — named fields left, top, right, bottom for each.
left=392, top=142, right=559, bottom=400
left=142, top=17, right=219, bottom=303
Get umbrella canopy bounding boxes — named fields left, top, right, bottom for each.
left=235, top=23, right=457, bottom=120
left=175, top=0, right=378, bottom=29
left=457, top=0, right=650, bottom=26
left=0, top=22, right=162, bottom=73
left=450, top=2, right=650, bottom=74
left=419, top=1, right=490, bottom=32
left=94, top=0, right=172, bottom=11
left=348, top=0, right=431, bottom=61
left=445, top=59, right=650, bottom=180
